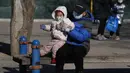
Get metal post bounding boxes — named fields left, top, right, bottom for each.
left=90, top=0, right=93, bottom=14
left=19, top=36, right=28, bottom=73
left=30, top=40, right=42, bottom=73
left=19, top=36, right=28, bottom=55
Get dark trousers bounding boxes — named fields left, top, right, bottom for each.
left=56, top=43, right=87, bottom=73
left=98, top=18, right=107, bottom=35
left=110, top=24, right=121, bottom=36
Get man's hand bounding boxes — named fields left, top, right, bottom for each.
left=82, top=12, right=87, bottom=16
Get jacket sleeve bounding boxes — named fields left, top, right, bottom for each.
left=68, top=28, right=90, bottom=42
left=80, top=10, right=94, bottom=21
left=52, top=30, right=67, bottom=41
left=44, top=21, right=56, bottom=31
left=61, top=18, right=75, bottom=32
left=44, top=25, right=51, bottom=31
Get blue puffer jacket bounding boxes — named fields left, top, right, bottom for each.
left=66, top=23, right=91, bottom=46
left=66, top=10, right=93, bottom=46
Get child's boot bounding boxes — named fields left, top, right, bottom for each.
left=51, top=58, right=56, bottom=64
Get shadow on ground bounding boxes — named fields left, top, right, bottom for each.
left=0, top=42, right=11, bottom=56
left=3, top=67, right=19, bottom=73
left=2, top=65, right=130, bottom=73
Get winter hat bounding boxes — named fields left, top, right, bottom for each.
left=55, top=10, right=64, bottom=16
left=74, top=5, right=86, bottom=14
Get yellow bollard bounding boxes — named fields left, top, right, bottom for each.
left=90, top=0, right=93, bottom=14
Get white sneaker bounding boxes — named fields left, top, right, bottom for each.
left=96, top=34, right=100, bottom=38
left=115, top=36, right=120, bottom=40
left=96, top=34, right=103, bottom=40
left=101, top=35, right=107, bottom=40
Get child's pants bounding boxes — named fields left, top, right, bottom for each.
left=110, top=14, right=123, bottom=36
left=40, top=39, right=65, bottom=58
left=110, top=24, right=121, bottom=36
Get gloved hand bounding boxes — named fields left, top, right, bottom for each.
left=61, top=28, right=71, bottom=32
left=40, top=24, right=46, bottom=30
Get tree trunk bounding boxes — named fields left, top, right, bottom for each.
left=10, top=0, right=35, bottom=56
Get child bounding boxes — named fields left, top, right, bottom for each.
left=110, top=0, right=125, bottom=40
left=40, top=6, right=75, bottom=63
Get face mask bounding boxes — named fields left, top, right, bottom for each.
left=56, top=16, right=64, bottom=21
left=118, top=0, right=123, bottom=3
left=73, top=11, right=83, bottom=19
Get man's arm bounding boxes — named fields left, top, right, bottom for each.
left=81, top=10, right=94, bottom=21
left=68, top=28, right=91, bottom=42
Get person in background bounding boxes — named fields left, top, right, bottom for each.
left=109, top=0, right=126, bottom=40
left=40, top=6, right=75, bottom=64
left=93, top=0, right=113, bottom=40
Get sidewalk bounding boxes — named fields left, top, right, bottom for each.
left=0, top=21, right=130, bottom=62
left=31, top=20, right=130, bottom=63
left=0, top=21, right=130, bottom=73
left=0, top=18, right=130, bottom=23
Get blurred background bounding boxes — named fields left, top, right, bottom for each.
left=0, top=0, right=129, bottom=19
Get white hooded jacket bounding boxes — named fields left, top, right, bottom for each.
left=52, top=6, right=67, bottom=19
left=44, top=6, right=75, bottom=41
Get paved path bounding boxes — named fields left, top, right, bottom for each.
left=0, top=21, right=130, bottom=73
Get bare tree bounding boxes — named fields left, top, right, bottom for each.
left=10, top=0, right=35, bottom=56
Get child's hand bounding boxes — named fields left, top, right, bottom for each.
left=40, top=24, right=46, bottom=30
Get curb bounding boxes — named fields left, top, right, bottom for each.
left=0, top=19, right=53, bottom=22
left=0, top=19, right=130, bottom=23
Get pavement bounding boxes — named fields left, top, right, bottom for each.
left=0, top=20, right=130, bottom=73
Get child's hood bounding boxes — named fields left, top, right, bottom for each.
left=52, top=6, right=67, bottom=19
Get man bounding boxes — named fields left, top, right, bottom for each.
left=93, top=0, right=114, bottom=40
left=55, top=5, right=93, bottom=73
